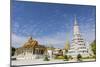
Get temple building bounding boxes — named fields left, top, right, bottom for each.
left=67, top=17, right=89, bottom=58
left=46, top=46, right=63, bottom=59
left=14, top=37, right=47, bottom=59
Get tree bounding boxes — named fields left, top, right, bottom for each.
left=91, top=40, right=96, bottom=55
left=11, top=47, right=16, bottom=56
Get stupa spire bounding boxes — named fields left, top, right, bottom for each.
left=67, top=16, right=89, bottom=58
left=74, top=15, right=78, bottom=26
left=73, top=16, right=80, bottom=35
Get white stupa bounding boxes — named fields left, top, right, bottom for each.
left=67, top=16, right=89, bottom=58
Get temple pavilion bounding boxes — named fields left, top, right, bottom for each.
left=14, top=37, right=47, bottom=59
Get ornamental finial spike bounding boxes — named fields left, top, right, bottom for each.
left=74, top=15, right=78, bottom=25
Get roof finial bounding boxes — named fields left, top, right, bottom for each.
left=30, top=36, right=32, bottom=40
left=28, top=36, right=33, bottom=42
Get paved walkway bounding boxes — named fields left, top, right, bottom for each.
left=11, top=59, right=95, bottom=66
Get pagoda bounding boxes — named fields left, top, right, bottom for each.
left=67, top=16, right=89, bottom=58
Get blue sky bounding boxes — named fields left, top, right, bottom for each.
left=11, top=1, right=96, bottom=48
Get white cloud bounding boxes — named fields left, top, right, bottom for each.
left=11, top=33, right=28, bottom=48
left=35, top=32, right=68, bottom=48
left=11, top=32, right=68, bottom=49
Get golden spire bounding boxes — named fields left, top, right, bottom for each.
left=64, top=33, right=70, bottom=50
left=65, top=41, right=70, bottom=50
left=28, top=36, right=33, bottom=42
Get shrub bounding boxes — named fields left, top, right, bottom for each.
left=44, top=55, right=49, bottom=61
left=77, top=54, right=82, bottom=61
left=68, top=55, right=73, bottom=59
left=57, top=56, right=64, bottom=59
left=82, top=56, right=89, bottom=59
left=91, top=40, right=96, bottom=55
left=64, top=55, right=68, bottom=61
left=92, top=55, right=96, bottom=59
